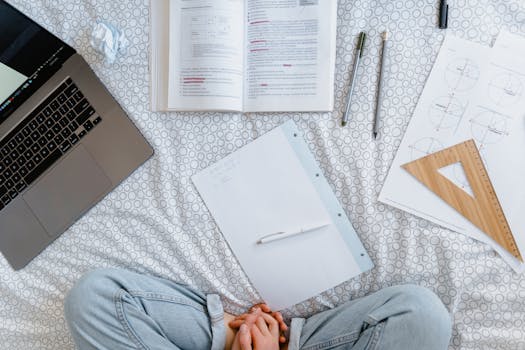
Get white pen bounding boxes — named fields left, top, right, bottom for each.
left=256, top=224, right=330, bottom=245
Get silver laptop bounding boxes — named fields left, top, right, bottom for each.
left=0, top=1, right=153, bottom=269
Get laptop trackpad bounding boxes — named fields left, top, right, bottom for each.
left=23, top=145, right=111, bottom=237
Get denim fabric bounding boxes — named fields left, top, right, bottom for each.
left=64, top=269, right=225, bottom=350
left=289, top=285, right=452, bottom=350
left=64, top=269, right=451, bottom=350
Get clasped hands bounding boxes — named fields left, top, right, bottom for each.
left=229, top=304, right=288, bottom=350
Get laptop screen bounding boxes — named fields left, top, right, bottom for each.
left=0, top=1, right=74, bottom=125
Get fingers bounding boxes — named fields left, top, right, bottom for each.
left=229, top=308, right=261, bottom=329
left=229, top=319, right=246, bottom=329
left=232, top=306, right=261, bottom=322
left=234, top=313, right=284, bottom=348
left=255, top=315, right=270, bottom=335
left=229, top=305, right=288, bottom=345
left=270, top=311, right=288, bottom=343
left=252, top=315, right=281, bottom=347
left=231, top=307, right=287, bottom=328
left=259, top=313, right=279, bottom=337
left=229, top=307, right=289, bottom=344
left=230, top=313, right=251, bottom=324
left=243, top=308, right=261, bottom=326
left=238, top=324, right=252, bottom=350
left=250, top=319, right=264, bottom=340
left=249, top=303, right=272, bottom=314
left=272, top=311, right=288, bottom=331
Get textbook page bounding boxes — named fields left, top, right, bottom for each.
left=243, top=0, right=337, bottom=112
left=167, top=0, right=244, bottom=111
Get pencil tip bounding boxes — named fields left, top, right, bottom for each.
left=373, top=132, right=378, bottom=139
left=341, top=121, right=347, bottom=127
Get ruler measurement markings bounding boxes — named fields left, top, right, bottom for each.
left=402, top=140, right=522, bottom=261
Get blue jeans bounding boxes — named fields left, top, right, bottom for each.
left=64, top=269, right=452, bottom=350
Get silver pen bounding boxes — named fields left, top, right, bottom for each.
left=342, top=32, right=366, bottom=127
left=373, top=31, right=388, bottom=139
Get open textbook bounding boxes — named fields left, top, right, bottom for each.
left=151, top=0, right=337, bottom=112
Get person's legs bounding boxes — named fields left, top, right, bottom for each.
left=64, top=268, right=226, bottom=350
left=292, top=285, right=451, bottom=350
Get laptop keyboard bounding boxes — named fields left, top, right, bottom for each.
left=0, top=78, right=103, bottom=212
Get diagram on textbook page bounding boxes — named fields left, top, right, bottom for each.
left=379, top=33, right=525, bottom=273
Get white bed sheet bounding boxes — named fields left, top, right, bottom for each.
left=1, top=0, right=525, bottom=349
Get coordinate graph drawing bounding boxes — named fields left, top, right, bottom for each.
left=488, top=72, right=523, bottom=106
left=428, top=96, right=466, bottom=132
left=379, top=33, right=525, bottom=272
left=409, top=138, right=444, bottom=160
left=445, top=58, right=480, bottom=92
left=469, top=108, right=510, bottom=147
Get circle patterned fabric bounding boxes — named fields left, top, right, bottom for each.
left=2, top=0, right=525, bottom=349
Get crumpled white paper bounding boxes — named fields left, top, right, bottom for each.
left=90, top=22, right=129, bottom=64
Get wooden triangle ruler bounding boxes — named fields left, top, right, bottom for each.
left=402, top=139, right=522, bottom=262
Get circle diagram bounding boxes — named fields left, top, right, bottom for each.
left=428, top=95, right=466, bottom=131
left=445, top=58, right=480, bottom=91
left=488, top=73, right=523, bottom=106
left=409, top=137, right=444, bottom=160
left=470, top=111, right=509, bottom=145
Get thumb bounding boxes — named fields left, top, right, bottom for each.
left=239, top=324, right=252, bottom=350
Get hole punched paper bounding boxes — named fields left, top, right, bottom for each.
left=192, top=121, right=373, bottom=310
